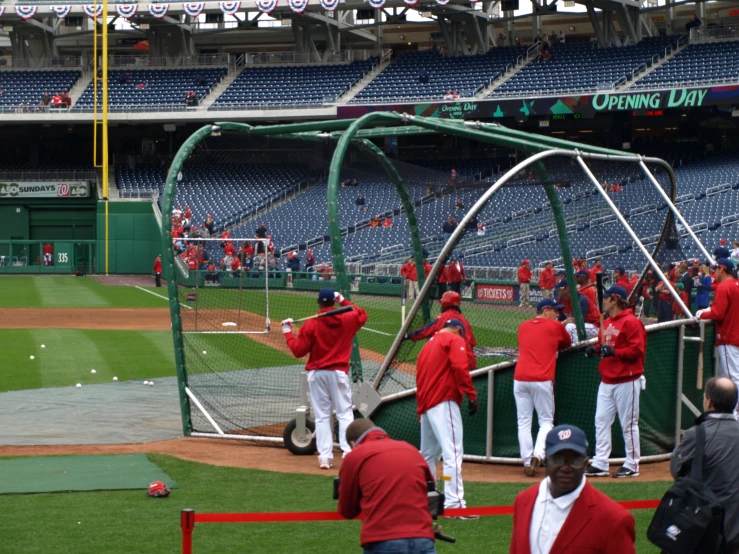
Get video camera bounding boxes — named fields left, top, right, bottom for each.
left=333, top=479, right=455, bottom=543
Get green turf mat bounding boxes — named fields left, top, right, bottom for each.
left=0, top=454, right=177, bottom=495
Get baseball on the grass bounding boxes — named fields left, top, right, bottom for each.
left=203, top=350, right=207, bottom=354
left=30, top=355, right=35, bottom=360
left=41, top=344, right=45, bottom=348
left=76, top=384, right=81, bottom=388
left=91, top=369, right=96, bottom=374
left=113, top=376, right=118, bottom=381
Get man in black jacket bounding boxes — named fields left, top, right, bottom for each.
left=671, top=377, right=739, bottom=554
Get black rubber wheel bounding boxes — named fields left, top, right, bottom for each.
left=283, top=418, right=316, bottom=455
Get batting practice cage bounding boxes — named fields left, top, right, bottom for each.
left=163, top=114, right=717, bottom=464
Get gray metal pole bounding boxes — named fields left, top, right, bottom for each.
left=675, top=324, right=686, bottom=447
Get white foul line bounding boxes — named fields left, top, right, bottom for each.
left=361, top=327, right=393, bottom=336
left=135, top=285, right=193, bottom=310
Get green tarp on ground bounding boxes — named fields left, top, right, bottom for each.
left=0, top=454, right=177, bottom=495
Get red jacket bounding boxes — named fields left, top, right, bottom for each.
left=437, top=266, right=449, bottom=284
left=699, top=278, right=739, bottom=346
left=616, top=274, right=632, bottom=294
left=284, top=298, right=368, bottom=372
left=515, top=318, right=571, bottom=382
left=578, top=284, right=601, bottom=326
left=338, top=429, right=435, bottom=547
left=538, top=267, right=556, bottom=290
left=518, top=265, right=532, bottom=284
left=153, top=258, right=162, bottom=273
left=416, top=332, right=477, bottom=415
left=590, top=264, right=604, bottom=282
left=408, top=308, right=477, bottom=369
left=224, top=243, right=237, bottom=257
left=230, top=258, right=240, bottom=271
left=401, top=262, right=418, bottom=282
left=595, top=308, right=646, bottom=384
left=447, top=261, right=465, bottom=283
left=672, top=290, right=689, bottom=315
left=43, top=244, right=53, bottom=256
left=509, top=481, right=635, bottom=554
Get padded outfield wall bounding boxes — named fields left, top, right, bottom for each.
left=95, top=202, right=160, bottom=274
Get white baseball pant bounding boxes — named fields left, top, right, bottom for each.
left=406, top=279, right=420, bottom=304
left=307, top=370, right=354, bottom=461
left=514, top=380, right=554, bottom=466
left=717, top=344, right=739, bottom=413
left=420, top=400, right=466, bottom=509
left=591, top=377, right=644, bottom=473
left=541, top=289, right=554, bottom=299
left=565, top=322, right=599, bottom=345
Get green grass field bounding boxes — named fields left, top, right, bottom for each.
left=0, top=454, right=671, bottom=554
left=0, top=276, right=166, bottom=309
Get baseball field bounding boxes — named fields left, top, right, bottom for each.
left=0, top=275, right=673, bottom=553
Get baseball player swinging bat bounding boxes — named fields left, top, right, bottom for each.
left=596, top=272, right=605, bottom=338
left=294, top=305, right=354, bottom=322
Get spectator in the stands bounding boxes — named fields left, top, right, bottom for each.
left=267, top=236, right=275, bottom=256
left=535, top=33, right=542, bottom=44
left=685, top=14, right=702, bottom=33
left=476, top=222, right=485, bottom=237
left=442, top=216, right=455, bottom=241
left=223, top=241, right=238, bottom=258
left=137, top=80, right=148, bottom=90
left=286, top=252, right=300, bottom=284
left=559, top=30, right=566, bottom=43
left=444, top=90, right=454, bottom=101
left=714, top=239, right=731, bottom=260
left=418, top=67, right=429, bottom=84
left=356, top=194, right=366, bottom=213
left=241, top=241, right=254, bottom=264
left=694, top=264, right=712, bottom=312
left=61, top=91, right=73, bottom=108
left=455, top=198, right=464, bottom=211
left=305, top=249, right=316, bottom=273
left=382, top=216, right=393, bottom=228
left=453, top=91, right=460, bottom=100
left=255, top=222, right=268, bottom=239
left=205, top=261, right=220, bottom=284
left=517, top=37, right=524, bottom=47
left=41, top=92, right=51, bottom=110
left=52, top=92, right=62, bottom=108
left=204, top=214, right=215, bottom=235
left=370, top=216, right=380, bottom=228
left=230, top=256, right=241, bottom=277
left=254, top=253, right=266, bottom=271
left=195, top=72, right=206, bottom=87
left=542, top=34, right=550, bottom=47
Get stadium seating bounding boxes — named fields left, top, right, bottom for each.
left=350, top=48, right=526, bottom=104
left=0, top=70, right=81, bottom=110
left=210, top=59, right=378, bottom=110
left=492, top=37, right=679, bottom=97
left=631, top=40, right=739, bottom=89
left=74, top=68, right=227, bottom=112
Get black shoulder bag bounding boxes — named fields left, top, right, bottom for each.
left=647, top=423, right=724, bottom=553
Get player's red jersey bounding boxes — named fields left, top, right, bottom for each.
left=700, top=278, right=739, bottom=346
left=515, top=318, right=572, bottom=382
left=595, top=309, right=646, bottom=385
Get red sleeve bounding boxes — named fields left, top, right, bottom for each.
left=615, top=319, right=645, bottom=361
left=450, top=338, right=476, bottom=402
left=285, top=320, right=316, bottom=359
left=340, top=298, right=368, bottom=331
left=605, top=511, right=636, bottom=554
left=558, top=322, right=573, bottom=350
left=700, top=283, right=729, bottom=322
left=517, top=268, right=524, bottom=283
left=337, top=453, right=362, bottom=520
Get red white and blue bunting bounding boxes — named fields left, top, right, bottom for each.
left=367, top=0, right=385, bottom=7
left=288, top=0, right=308, bottom=14
left=83, top=4, right=104, bottom=18
left=15, top=5, right=38, bottom=20
left=319, top=0, right=339, bottom=11
left=0, top=6, right=5, bottom=18
left=256, top=0, right=277, bottom=13
left=434, top=0, right=450, bottom=5
left=148, top=3, right=169, bottom=18
left=403, top=0, right=418, bottom=6
left=183, top=2, right=205, bottom=17
left=116, top=4, right=138, bottom=18
left=51, top=5, right=73, bottom=18
left=219, top=1, right=241, bottom=15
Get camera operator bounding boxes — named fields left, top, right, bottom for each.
left=338, top=418, right=438, bottom=554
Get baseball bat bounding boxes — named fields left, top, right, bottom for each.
left=294, top=305, right=353, bottom=322
left=596, top=272, right=605, bottom=338
left=697, top=321, right=704, bottom=389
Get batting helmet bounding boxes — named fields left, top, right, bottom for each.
left=440, top=291, right=461, bottom=309
left=147, top=481, right=171, bottom=498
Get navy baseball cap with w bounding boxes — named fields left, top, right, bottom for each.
left=443, top=319, right=466, bottom=337
left=537, top=298, right=563, bottom=311
left=546, top=425, right=588, bottom=457
left=318, top=288, right=335, bottom=302
left=603, top=285, right=628, bottom=300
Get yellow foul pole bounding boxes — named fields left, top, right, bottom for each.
left=102, top=0, right=109, bottom=275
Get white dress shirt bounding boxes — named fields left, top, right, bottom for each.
left=528, top=476, right=586, bottom=554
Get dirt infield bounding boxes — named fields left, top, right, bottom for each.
left=0, top=437, right=673, bottom=483
left=0, top=308, right=172, bottom=330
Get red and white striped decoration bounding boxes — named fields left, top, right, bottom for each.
left=367, top=0, right=385, bottom=7
left=434, top=0, right=450, bottom=5
left=403, top=0, right=418, bottom=6
left=183, top=2, right=205, bottom=17
left=83, top=4, right=104, bottom=18
left=256, top=0, right=277, bottom=12
left=287, top=0, right=308, bottom=14
left=0, top=6, right=7, bottom=17
left=148, top=3, right=170, bottom=18
left=51, top=5, right=73, bottom=18
left=219, top=1, right=241, bottom=14
left=116, top=4, right=138, bottom=18
left=319, top=0, right=339, bottom=11
left=15, top=5, right=38, bottom=20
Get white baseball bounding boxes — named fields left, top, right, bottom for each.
left=41, top=344, right=46, bottom=348
left=76, top=384, right=82, bottom=388
left=202, top=351, right=207, bottom=355
left=30, top=355, right=35, bottom=360
left=113, top=377, right=118, bottom=381
left=148, top=381, right=154, bottom=386
left=91, top=369, right=96, bottom=374
left=143, top=380, right=150, bottom=385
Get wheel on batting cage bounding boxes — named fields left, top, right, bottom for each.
left=283, top=418, right=317, bottom=455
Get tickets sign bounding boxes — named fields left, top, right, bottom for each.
left=476, top=284, right=515, bottom=303
left=0, top=181, right=90, bottom=198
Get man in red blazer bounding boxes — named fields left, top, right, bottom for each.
left=448, top=257, right=466, bottom=294
left=509, top=424, right=636, bottom=554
